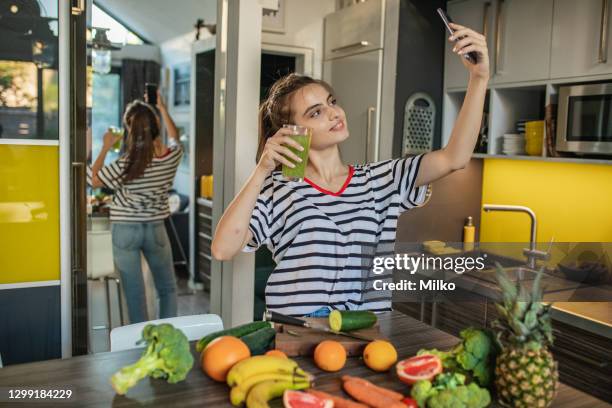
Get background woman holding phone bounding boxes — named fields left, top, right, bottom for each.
left=90, top=90, right=183, bottom=323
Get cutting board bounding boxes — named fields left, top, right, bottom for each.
left=273, top=318, right=385, bottom=357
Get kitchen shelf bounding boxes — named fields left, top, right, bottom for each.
left=197, top=197, right=213, bottom=207
left=472, top=153, right=612, bottom=165
left=197, top=199, right=213, bottom=292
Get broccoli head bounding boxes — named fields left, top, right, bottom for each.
left=110, top=323, right=194, bottom=395
left=453, top=328, right=495, bottom=386
left=426, top=382, right=491, bottom=408
left=411, top=380, right=437, bottom=408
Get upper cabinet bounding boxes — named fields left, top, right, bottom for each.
left=444, top=0, right=495, bottom=89
left=550, top=0, right=612, bottom=79
left=493, top=0, right=554, bottom=84
left=445, top=0, right=612, bottom=88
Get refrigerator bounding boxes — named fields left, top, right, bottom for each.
left=323, top=0, right=399, bottom=164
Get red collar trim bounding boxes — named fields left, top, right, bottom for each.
left=304, top=166, right=354, bottom=196
left=155, top=148, right=171, bottom=159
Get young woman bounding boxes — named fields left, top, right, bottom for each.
left=91, top=92, right=182, bottom=323
left=212, top=23, right=489, bottom=317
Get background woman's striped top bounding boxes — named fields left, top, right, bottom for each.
left=244, top=154, right=429, bottom=316
left=96, top=144, right=183, bottom=222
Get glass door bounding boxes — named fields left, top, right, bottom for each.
left=0, top=0, right=67, bottom=364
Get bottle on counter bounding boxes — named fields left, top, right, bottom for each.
left=463, top=216, right=475, bottom=251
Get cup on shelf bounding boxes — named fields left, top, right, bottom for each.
left=524, top=120, right=544, bottom=156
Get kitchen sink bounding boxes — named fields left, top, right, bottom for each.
left=464, top=266, right=540, bottom=284
left=462, top=250, right=525, bottom=269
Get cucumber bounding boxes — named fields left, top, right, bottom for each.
left=196, top=321, right=271, bottom=352
left=329, top=310, right=377, bottom=332
left=240, top=327, right=277, bottom=355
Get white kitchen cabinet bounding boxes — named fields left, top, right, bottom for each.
left=493, top=0, right=554, bottom=84
left=444, top=0, right=495, bottom=89
left=550, top=0, right=612, bottom=79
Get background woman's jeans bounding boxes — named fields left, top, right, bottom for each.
left=111, top=221, right=178, bottom=323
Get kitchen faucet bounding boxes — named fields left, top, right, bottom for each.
left=482, top=204, right=549, bottom=269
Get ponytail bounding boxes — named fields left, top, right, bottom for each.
left=122, top=100, right=160, bottom=182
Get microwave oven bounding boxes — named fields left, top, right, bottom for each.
left=556, top=83, right=612, bottom=155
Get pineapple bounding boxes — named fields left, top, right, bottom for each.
left=492, top=266, right=558, bottom=408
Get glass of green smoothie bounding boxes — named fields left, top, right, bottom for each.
left=281, top=124, right=311, bottom=181
left=109, top=126, right=124, bottom=153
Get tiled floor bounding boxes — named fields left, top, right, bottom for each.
left=88, top=277, right=210, bottom=353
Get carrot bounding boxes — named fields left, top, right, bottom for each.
left=307, top=390, right=369, bottom=408
left=341, top=375, right=404, bottom=401
left=343, top=380, right=407, bottom=408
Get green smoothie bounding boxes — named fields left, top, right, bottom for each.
left=282, top=133, right=311, bottom=181
left=110, top=126, right=124, bottom=153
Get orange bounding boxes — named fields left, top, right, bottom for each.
left=265, top=349, right=288, bottom=359
left=201, top=336, right=251, bottom=382
left=314, top=340, right=346, bottom=372
left=363, top=340, right=397, bottom=372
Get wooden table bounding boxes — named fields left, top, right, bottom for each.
left=0, top=312, right=609, bottom=407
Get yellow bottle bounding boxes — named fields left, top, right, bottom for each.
left=463, top=216, right=475, bottom=251
left=200, top=175, right=213, bottom=198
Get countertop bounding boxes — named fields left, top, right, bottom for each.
left=447, top=268, right=612, bottom=339
left=394, top=249, right=612, bottom=340
left=0, top=312, right=608, bottom=407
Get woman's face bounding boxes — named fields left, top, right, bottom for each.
left=289, top=84, right=349, bottom=150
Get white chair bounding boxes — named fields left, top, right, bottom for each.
left=88, top=228, right=125, bottom=328
left=110, top=314, right=224, bottom=352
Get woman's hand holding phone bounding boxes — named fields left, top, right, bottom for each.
left=449, top=22, right=490, bottom=80
left=256, top=128, right=305, bottom=176
left=155, top=90, right=167, bottom=112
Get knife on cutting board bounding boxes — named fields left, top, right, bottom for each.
left=264, top=310, right=377, bottom=342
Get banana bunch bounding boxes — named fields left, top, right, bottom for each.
left=226, top=355, right=312, bottom=407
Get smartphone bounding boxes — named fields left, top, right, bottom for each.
left=145, top=83, right=158, bottom=106
left=436, top=8, right=478, bottom=65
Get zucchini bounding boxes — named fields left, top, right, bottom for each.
left=240, top=327, right=277, bottom=355
left=329, top=310, right=377, bottom=332
left=196, top=321, right=271, bottom=352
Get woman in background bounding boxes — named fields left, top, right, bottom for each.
left=212, top=22, right=489, bottom=317
left=91, top=92, right=182, bottom=323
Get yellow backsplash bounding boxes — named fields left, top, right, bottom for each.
left=480, top=158, right=612, bottom=243
left=0, top=144, right=60, bottom=284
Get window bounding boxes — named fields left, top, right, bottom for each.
left=92, top=4, right=145, bottom=45
left=0, top=0, right=59, bottom=140
left=90, top=68, right=122, bottom=164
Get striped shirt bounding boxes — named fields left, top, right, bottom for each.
left=243, top=154, right=429, bottom=316
left=95, top=144, right=183, bottom=222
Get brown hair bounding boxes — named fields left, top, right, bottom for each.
left=121, top=100, right=160, bottom=182
left=257, top=73, right=334, bottom=162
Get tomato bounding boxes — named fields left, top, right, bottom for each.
left=395, top=354, right=443, bottom=385
left=402, top=397, right=419, bottom=408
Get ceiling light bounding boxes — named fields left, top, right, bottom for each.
left=89, top=27, right=121, bottom=74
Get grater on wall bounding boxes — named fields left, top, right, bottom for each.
left=402, top=92, right=435, bottom=156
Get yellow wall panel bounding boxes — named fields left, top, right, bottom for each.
left=0, top=145, right=59, bottom=283
left=480, top=159, right=612, bottom=243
